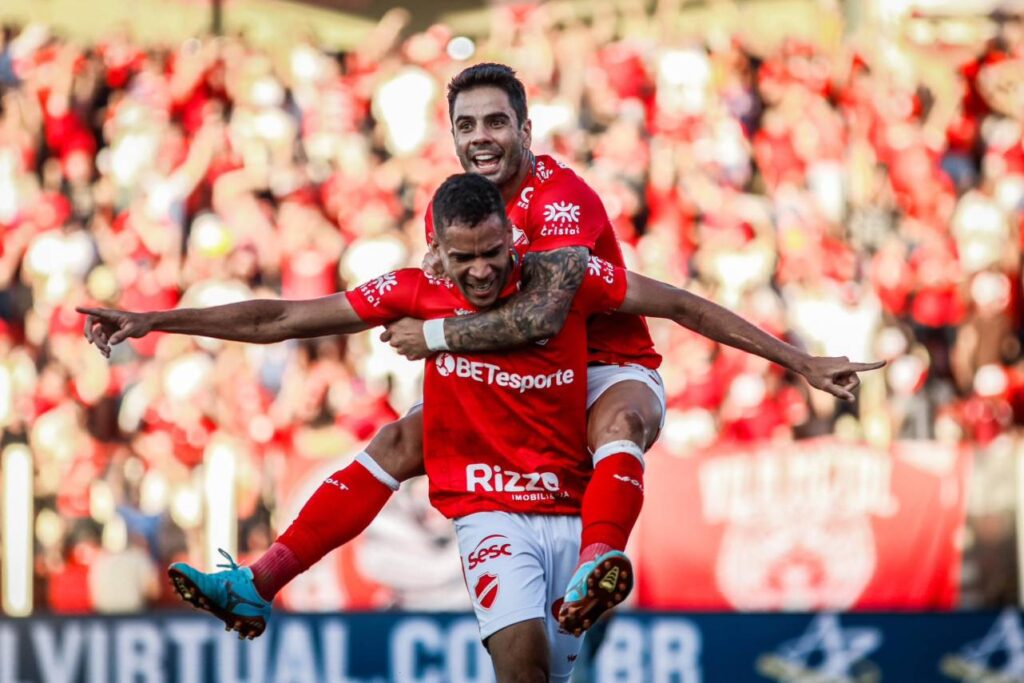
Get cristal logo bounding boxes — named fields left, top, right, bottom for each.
left=466, top=464, right=561, bottom=493
left=432, top=354, right=575, bottom=393
left=544, top=201, right=580, bottom=223
left=467, top=534, right=512, bottom=569
left=587, top=256, right=616, bottom=285
left=436, top=353, right=456, bottom=377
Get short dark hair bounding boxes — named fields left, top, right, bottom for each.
left=447, top=63, right=528, bottom=128
left=431, top=173, right=506, bottom=238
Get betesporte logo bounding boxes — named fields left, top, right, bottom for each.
left=434, top=353, right=575, bottom=393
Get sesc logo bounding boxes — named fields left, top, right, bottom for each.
left=436, top=353, right=456, bottom=377
left=757, top=614, right=882, bottom=683
left=467, top=534, right=512, bottom=569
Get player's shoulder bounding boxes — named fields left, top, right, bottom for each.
left=534, top=155, right=594, bottom=193
left=530, top=154, right=603, bottom=209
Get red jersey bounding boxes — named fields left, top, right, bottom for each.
left=346, top=256, right=628, bottom=518
left=425, top=155, right=660, bottom=369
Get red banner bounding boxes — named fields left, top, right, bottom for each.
left=635, top=438, right=971, bottom=610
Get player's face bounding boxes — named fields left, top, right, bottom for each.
left=436, top=213, right=514, bottom=308
left=451, top=87, right=532, bottom=192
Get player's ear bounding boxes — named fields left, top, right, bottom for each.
left=521, top=118, right=532, bottom=149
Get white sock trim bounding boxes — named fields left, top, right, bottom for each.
left=423, top=318, right=450, bottom=352
left=355, top=451, right=400, bottom=491
left=592, top=440, right=645, bottom=470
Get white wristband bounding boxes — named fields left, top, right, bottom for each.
left=423, top=318, right=450, bottom=352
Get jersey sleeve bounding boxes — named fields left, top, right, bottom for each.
left=345, top=268, right=423, bottom=326
left=526, top=172, right=609, bottom=253
left=574, top=257, right=627, bottom=316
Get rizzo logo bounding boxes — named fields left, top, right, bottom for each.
left=474, top=572, right=500, bottom=610
left=466, top=464, right=561, bottom=493
left=433, top=353, right=575, bottom=393
left=467, top=534, right=512, bottom=570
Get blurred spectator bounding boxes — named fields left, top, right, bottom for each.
left=0, top=1, right=1022, bottom=613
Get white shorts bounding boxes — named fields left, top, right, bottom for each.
left=454, top=511, right=584, bottom=683
left=586, top=363, right=667, bottom=431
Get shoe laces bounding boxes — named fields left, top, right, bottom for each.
left=215, top=548, right=241, bottom=571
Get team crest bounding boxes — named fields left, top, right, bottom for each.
left=474, top=572, right=500, bottom=610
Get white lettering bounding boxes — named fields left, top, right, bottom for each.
left=438, top=355, right=575, bottom=394
left=466, top=465, right=561, bottom=495
left=466, top=464, right=493, bottom=492
left=596, top=619, right=645, bottom=683
left=87, top=623, right=110, bottom=683
left=699, top=446, right=898, bottom=523
left=167, top=621, right=210, bottom=683
left=116, top=621, right=164, bottom=683
left=651, top=620, right=701, bottom=683
left=391, top=618, right=444, bottom=683
left=504, top=471, right=524, bottom=492
left=271, top=621, right=319, bottom=683
left=321, top=621, right=359, bottom=683
left=32, top=622, right=85, bottom=683
left=216, top=629, right=269, bottom=683
left=0, top=625, right=30, bottom=683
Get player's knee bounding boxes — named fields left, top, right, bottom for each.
left=600, top=406, right=648, bottom=444
left=365, top=419, right=424, bottom=482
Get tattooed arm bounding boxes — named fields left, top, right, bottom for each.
left=447, top=246, right=590, bottom=350
left=381, top=247, right=590, bottom=358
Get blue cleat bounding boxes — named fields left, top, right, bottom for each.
left=557, top=550, right=633, bottom=637
left=168, top=548, right=271, bottom=640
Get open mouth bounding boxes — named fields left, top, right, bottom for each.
left=471, top=151, right=502, bottom=175
left=468, top=280, right=495, bottom=298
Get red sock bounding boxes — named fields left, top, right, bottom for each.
left=261, top=454, right=397, bottom=599
left=250, top=542, right=302, bottom=601
left=579, top=452, right=645, bottom=561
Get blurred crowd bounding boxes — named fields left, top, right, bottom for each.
left=1, top=1, right=1023, bottom=614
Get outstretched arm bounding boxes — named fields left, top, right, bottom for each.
left=619, top=272, right=884, bottom=400
left=77, top=293, right=372, bottom=358
left=383, top=246, right=590, bottom=359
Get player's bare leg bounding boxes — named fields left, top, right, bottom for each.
left=168, top=411, right=425, bottom=637
left=486, top=619, right=551, bottom=683
left=364, top=408, right=427, bottom=480
left=558, top=379, right=662, bottom=636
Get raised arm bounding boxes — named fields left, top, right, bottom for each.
left=618, top=272, right=884, bottom=400
left=77, top=293, right=371, bottom=358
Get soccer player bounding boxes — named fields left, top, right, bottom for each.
left=80, top=174, right=882, bottom=682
